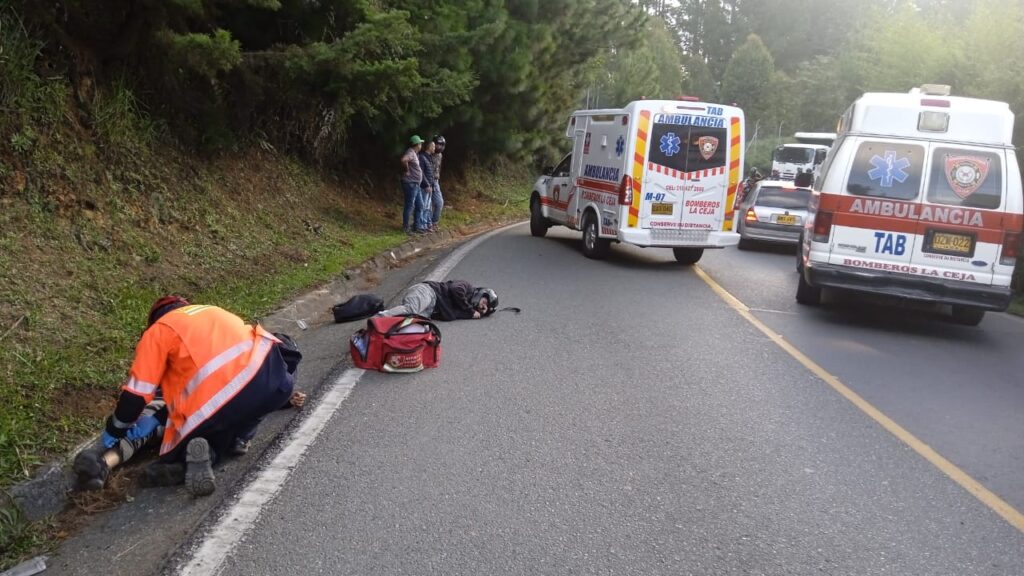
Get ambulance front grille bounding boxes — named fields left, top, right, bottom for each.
left=649, top=229, right=711, bottom=245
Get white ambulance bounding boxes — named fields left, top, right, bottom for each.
left=529, top=99, right=745, bottom=264
left=797, top=85, right=1023, bottom=326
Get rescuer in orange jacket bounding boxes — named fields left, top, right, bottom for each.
left=101, top=296, right=301, bottom=496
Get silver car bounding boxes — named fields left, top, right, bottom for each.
left=735, top=180, right=812, bottom=249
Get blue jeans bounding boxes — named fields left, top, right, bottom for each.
left=431, top=182, right=444, bottom=225
left=401, top=180, right=420, bottom=231
left=417, top=186, right=432, bottom=230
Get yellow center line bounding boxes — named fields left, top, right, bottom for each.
left=694, top=265, right=1024, bottom=534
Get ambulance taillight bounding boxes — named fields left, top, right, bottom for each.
left=813, top=211, right=833, bottom=243
left=1000, top=231, right=1021, bottom=266
left=618, top=175, right=634, bottom=206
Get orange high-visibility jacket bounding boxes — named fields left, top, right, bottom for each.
left=121, top=305, right=280, bottom=455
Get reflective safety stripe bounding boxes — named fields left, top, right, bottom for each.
left=162, top=336, right=275, bottom=453
left=184, top=340, right=255, bottom=396
left=182, top=305, right=214, bottom=316
left=126, top=376, right=158, bottom=396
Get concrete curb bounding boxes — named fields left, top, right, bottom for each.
left=6, top=220, right=520, bottom=522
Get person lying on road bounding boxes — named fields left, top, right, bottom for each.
left=379, top=280, right=498, bottom=320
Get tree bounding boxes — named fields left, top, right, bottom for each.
left=596, top=16, right=684, bottom=107
left=671, top=0, right=742, bottom=80
left=720, top=34, right=774, bottom=122
left=680, top=55, right=717, bottom=101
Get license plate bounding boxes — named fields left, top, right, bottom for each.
left=775, top=214, right=797, bottom=225
left=651, top=202, right=673, bottom=215
left=926, top=230, right=974, bottom=256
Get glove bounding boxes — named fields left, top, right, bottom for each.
left=103, top=415, right=129, bottom=448
left=101, top=431, right=120, bottom=449
left=125, top=415, right=160, bottom=441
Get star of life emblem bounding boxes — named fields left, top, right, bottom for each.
left=944, top=155, right=990, bottom=199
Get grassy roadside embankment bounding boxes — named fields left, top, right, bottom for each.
left=0, top=18, right=532, bottom=562
left=0, top=145, right=531, bottom=565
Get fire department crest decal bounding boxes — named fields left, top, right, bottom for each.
left=944, top=155, right=990, bottom=199
left=697, top=136, right=719, bottom=161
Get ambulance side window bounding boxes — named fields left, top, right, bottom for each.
left=846, top=141, right=924, bottom=201
left=553, top=154, right=572, bottom=177
left=926, top=147, right=1002, bottom=210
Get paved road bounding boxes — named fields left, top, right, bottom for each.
left=699, top=242, right=1024, bottom=515
left=184, top=225, right=1024, bottom=576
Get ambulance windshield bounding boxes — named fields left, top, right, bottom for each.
left=773, top=147, right=814, bottom=164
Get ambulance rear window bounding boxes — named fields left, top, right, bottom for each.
left=648, top=123, right=727, bottom=174
left=755, top=186, right=812, bottom=209
left=846, top=141, right=925, bottom=201
left=926, top=148, right=1002, bottom=210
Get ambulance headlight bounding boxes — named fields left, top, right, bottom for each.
left=918, top=111, right=949, bottom=132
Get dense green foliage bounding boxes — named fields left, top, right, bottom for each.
left=647, top=0, right=1024, bottom=155
left=5, top=0, right=671, bottom=168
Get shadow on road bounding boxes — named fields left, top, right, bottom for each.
left=536, top=234, right=702, bottom=272
left=737, top=241, right=797, bottom=256
left=804, top=291, right=1000, bottom=342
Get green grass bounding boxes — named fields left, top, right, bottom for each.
left=0, top=502, right=52, bottom=571
left=1009, top=295, right=1024, bottom=317
left=0, top=154, right=531, bottom=570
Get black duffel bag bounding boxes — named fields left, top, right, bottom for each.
left=332, top=294, right=384, bottom=323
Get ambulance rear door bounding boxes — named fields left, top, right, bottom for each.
left=828, top=139, right=926, bottom=272
left=643, top=109, right=732, bottom=233
left=910, top=143, right=1006, bottom=287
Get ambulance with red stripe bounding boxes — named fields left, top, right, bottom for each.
left=530, top=99, right=745, bottom=264
left=797, top=85, right=1023, bottom=326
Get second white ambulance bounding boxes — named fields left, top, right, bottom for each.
left=530, top=99, right=745, bottom=264
left=797, top=85, right=1023, bottom=325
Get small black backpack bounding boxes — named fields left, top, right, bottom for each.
left=332, top=294, right=385, bottom=323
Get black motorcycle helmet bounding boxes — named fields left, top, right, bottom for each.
left=469, top=287, right=498, bottom=316
left=433, top=134, right=446, bottom=151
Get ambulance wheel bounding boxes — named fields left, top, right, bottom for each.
left=581, top=213, right=609, bottom=259
left=530, top=196, right=549, bottom=238
left=795, top=270, right=821, bottom=305
left=672, top=248, right=703, bottom=265
left=951, top=305, right=985, bottom=326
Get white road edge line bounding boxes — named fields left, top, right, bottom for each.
left=177, top=368, right=362, bottom=576
left=177, top=221, right=521, bottom=576
left=425, top=222, right=524, bottom=282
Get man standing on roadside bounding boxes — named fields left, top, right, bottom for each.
left=429, top=135, right=446, bottom=231
left=418, top=140, right=437, bottom=233
left=401, top=135, right=425, bottom=234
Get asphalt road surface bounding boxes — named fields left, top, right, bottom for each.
left=180, top=224, right=1024, bottom=576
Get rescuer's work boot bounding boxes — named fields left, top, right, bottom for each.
left=73, top=448, right=110, bottom=491
left=185, top=437, right=216, bottom=497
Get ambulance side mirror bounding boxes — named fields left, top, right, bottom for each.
left=543, top=165, right=554, bottom=176
left=794, top=172, right=814, bottom=188
left=815, top=149, right=827, bottom=164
